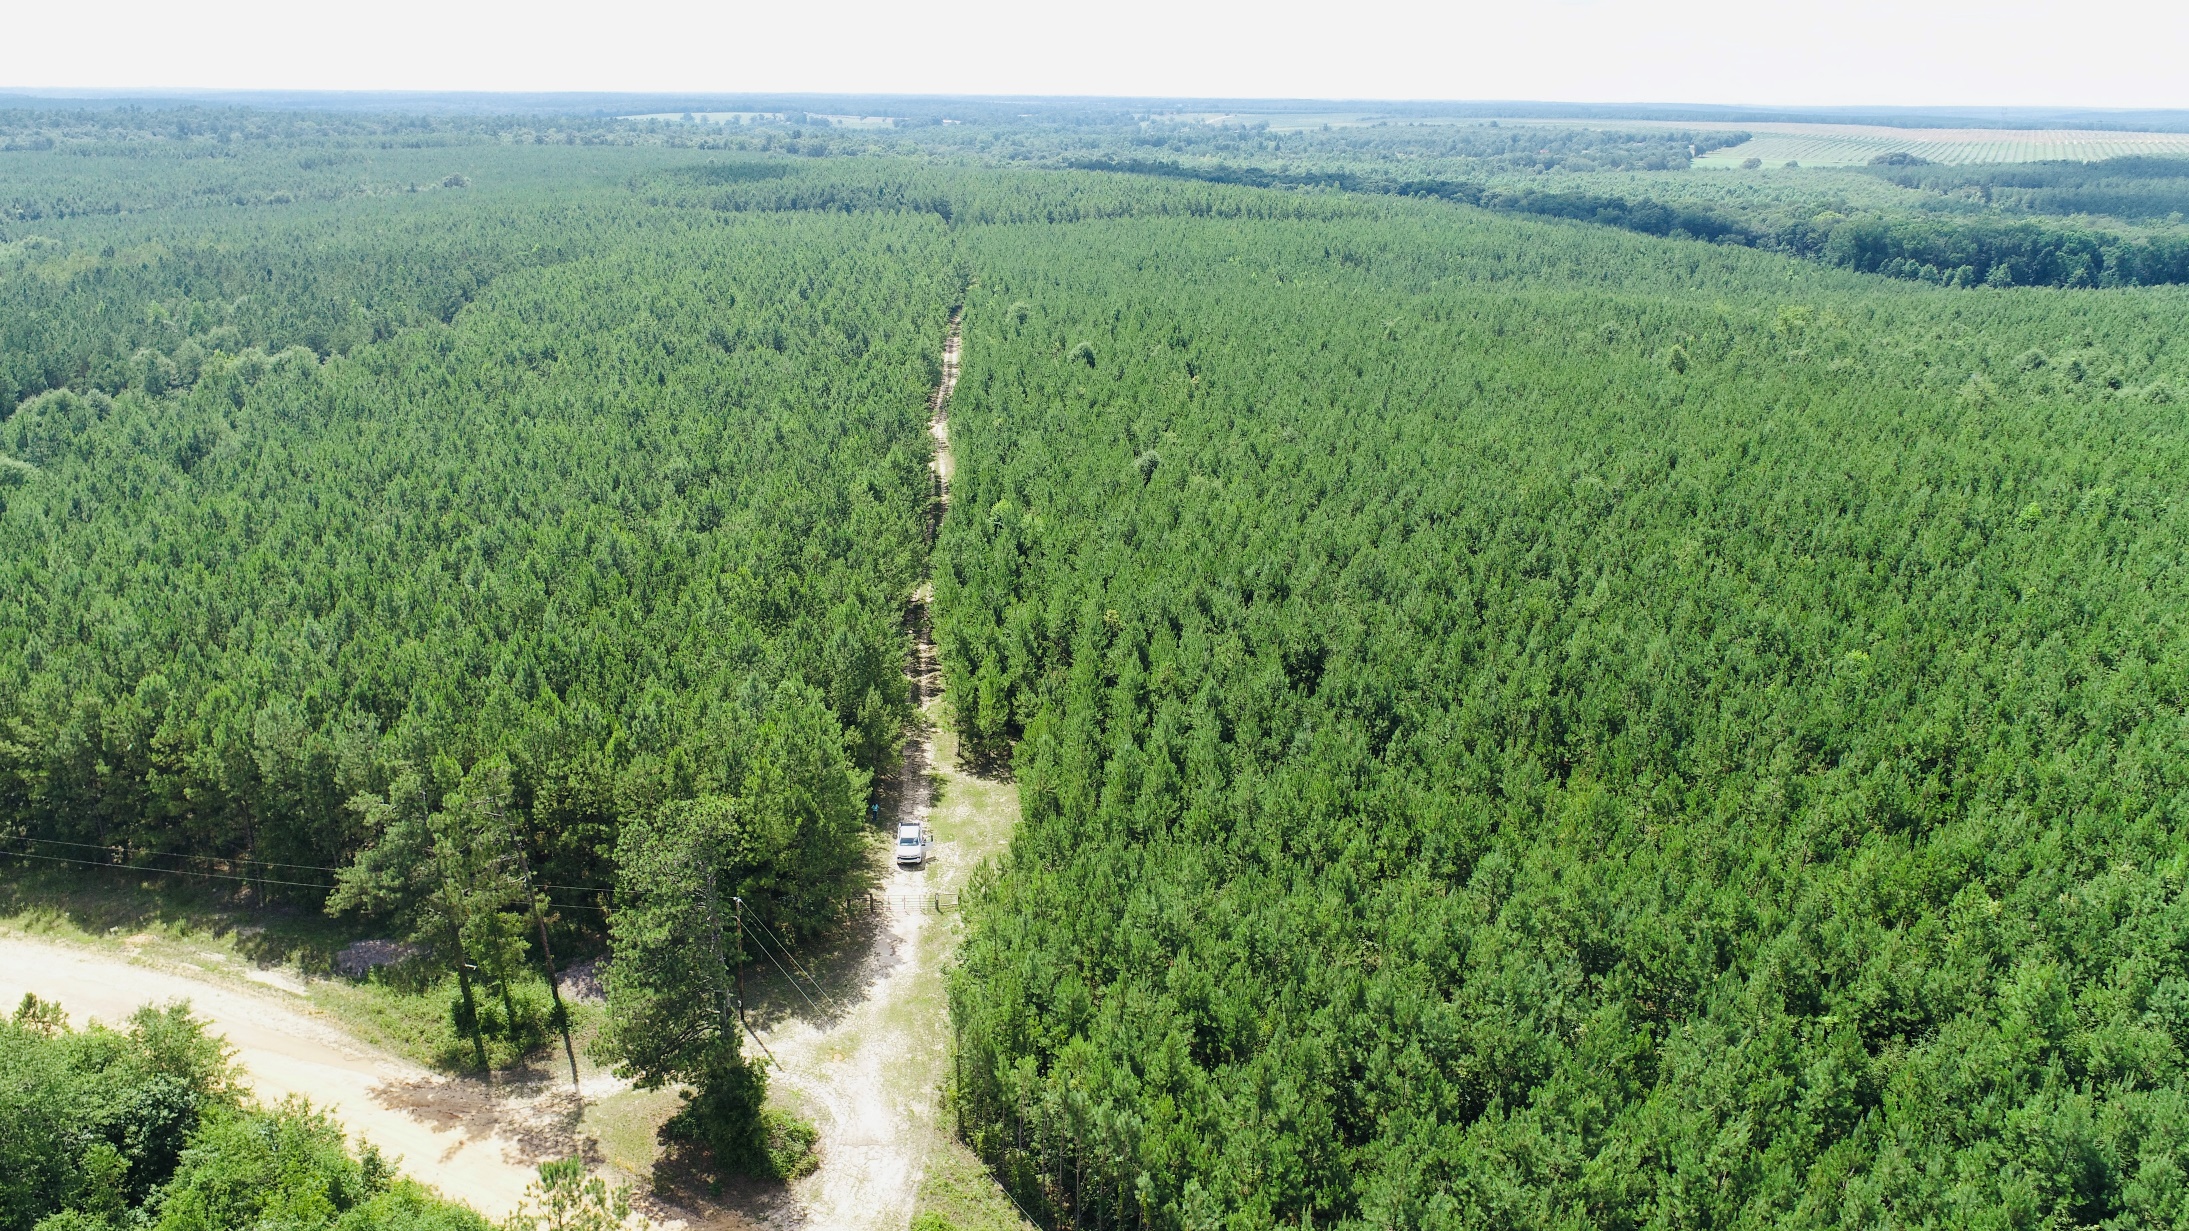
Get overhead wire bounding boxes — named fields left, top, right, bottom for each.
left=743, top=906, right=842, bottom=1015
left=5, top=838, right=610, bottom=898
left=3, top=848, right=342, bottom=892
left=736, top=900, right=827, bottom=1019
left=1, top=844, right=607, bottom=912
left=12, top=834, right=351, bottom=874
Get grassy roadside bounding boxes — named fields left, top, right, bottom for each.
left=0, top=863, right=605, bottom=1075
left=911, top=702, right=1036, bottom=1231
left=914, top=1140, right=1040, bottom=1231
left=2, top=699, right=1031, bottom=1230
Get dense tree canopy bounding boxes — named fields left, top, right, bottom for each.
left=1869, top=156, right=2189, bottom=223
left=937, top=202, right=2189, bottom=1228
left=0, top=164, right=948, bottom=908
left=11, top=107, right=2189, bottom=1228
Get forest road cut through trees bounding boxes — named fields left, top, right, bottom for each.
left=0, top=310, right=1003, bottom=1231
left=747, top=307, right=1025, bottom=1231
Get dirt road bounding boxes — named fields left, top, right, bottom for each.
left=929, top=311, right=960, bottom=491
left=743, top=308, right=1024, bottom=1230
left=0, top=308, right=1015, bottom=1231
left=0, top=933, right=606, bottom=1218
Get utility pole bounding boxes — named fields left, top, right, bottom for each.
left=502, top=809, right=580, bottom=1093
left=701, top=864, right=772, bottom=1062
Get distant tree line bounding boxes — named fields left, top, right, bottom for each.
left=1069, top=155, right=2189, bottom=287
left=1866, top=155, right=2189, bottom=222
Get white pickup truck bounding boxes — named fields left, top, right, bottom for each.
left=895, top=821, right=930, bottom=868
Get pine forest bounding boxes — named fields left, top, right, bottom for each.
left=4, top=102, right=2189, bottom=1231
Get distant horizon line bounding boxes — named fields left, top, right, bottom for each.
left=3, top=89, right=2187, bottom=115
left=5, top=90, right=2189, bottom=135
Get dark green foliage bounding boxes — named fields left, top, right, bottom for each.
left=937, top=199, right=2189, bottom=1227
left=1870, top=156, right=2189, bottom=221
left=0, top=144, right=943, bottom=916
left=1065, top=156, right=1754, bottom=240
left=1095, top=120, right=1747, bottom=175
left=1070, top=157, right=2189, bottom=288
left=653, top=1055, right=819, bottom=1179
left=1779, top=210, right=2189, bottom=288
left=327, top=760, right=548, bottom=1070
left=596, top=750, right=839, bottom=1177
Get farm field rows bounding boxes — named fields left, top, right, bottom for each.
left=1691, top=123, right=2189, bottom=166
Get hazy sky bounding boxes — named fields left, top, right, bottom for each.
left=8, top=0, right=2187, bottom=108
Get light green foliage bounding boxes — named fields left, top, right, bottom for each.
left=30, top=1213, right=113, bottom=1231
left=938, top=197, right=2189, bottom=1227
left=151, top=1100, right=487, bottom=1231
left=0, top=996, right=237, bottom=1231
left=757, top=1109, right=819, bottom=1181
left=502, top=1159, right=635, bottom=1231
left=150, top=1102, right=387, bottom=1231
left=0, top=999, right=477, bottom=1231
left=16, top=102, right=2189, bottom=1227
left=0, top=137, right=942, bottom=941
left=0, top=995, right=484, bottom=1231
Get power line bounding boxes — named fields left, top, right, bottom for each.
left=5, top=836, right=611, bottom=908
left=1, top=845, right=607, bottom=912
left=8, top=839, right=610, bottom=897
left=11, top=835, right=350, bottom=874
left=3, top=848, right=338, bottom=891
left=739, top=903, right=825, bottom=1019
left=743, top=905, right=841, bottom=1016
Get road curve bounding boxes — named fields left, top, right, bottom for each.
left=0, top=934, right=583, bottom=1219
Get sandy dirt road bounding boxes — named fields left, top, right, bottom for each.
left=0, top=308, right=1012, bottom=1231
left=736, top=307, right=1024, bottom=1231
left=0, top=934, right=604, bottom=1219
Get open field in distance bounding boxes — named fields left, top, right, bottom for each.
left=1688, top=123, right=2189, bottom=166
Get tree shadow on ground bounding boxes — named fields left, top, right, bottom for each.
left=0, top=863, right=360, bottom=971
left=638, top=1137, right=803, bottom=1231
left=735, top=886, right=901, bottom=1038
left=371, top=1052, right=605, bottom=1173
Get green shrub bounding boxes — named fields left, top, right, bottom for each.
left=502, top=1159, right=630, bottom=1231
left=758, top=1109, right=819, bottom=1182
left=150, top=1101, right=488, bottom=1231
left=0, top=998, right=236, bottom=1231
left=0, top=998, right=481, bottom=1231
